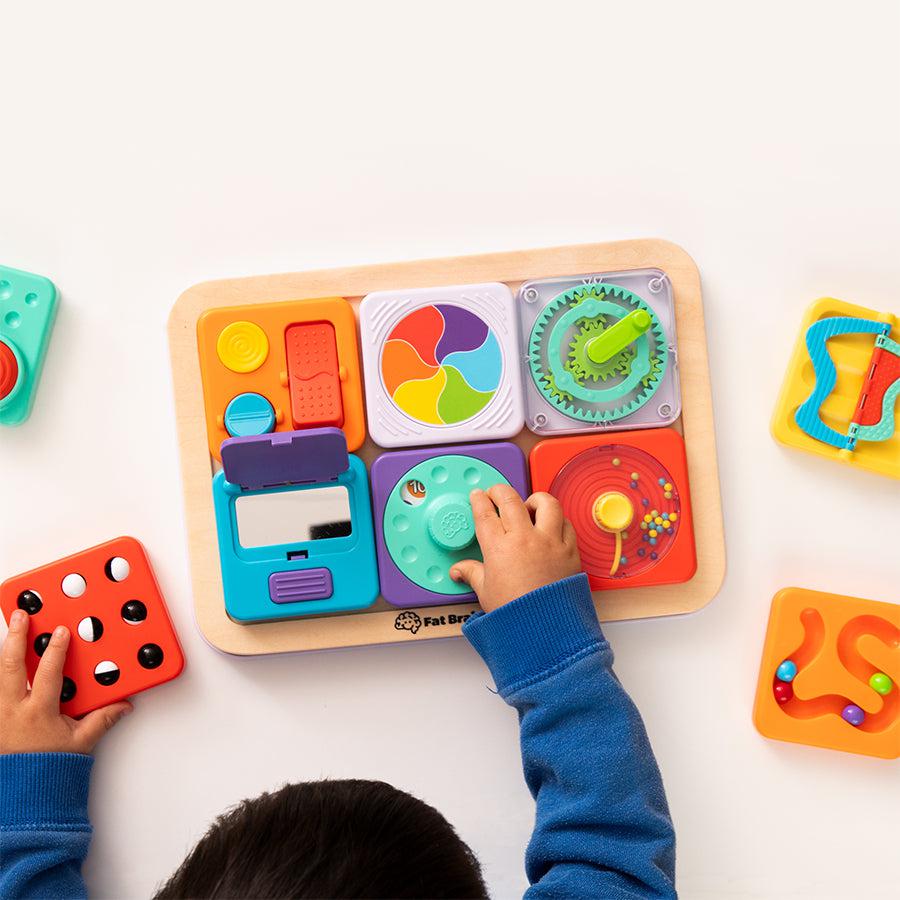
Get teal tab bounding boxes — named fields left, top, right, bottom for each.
left=0, top=266, right=59, bottom=427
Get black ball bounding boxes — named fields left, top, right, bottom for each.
left=17, top=590, right=43, bottom=615
left=137, top=642, right=164, bottom=669
left=121, top=600, right=147, bottom=624
left=34, top=633, right=52, bottom=656
left=60, top=676, right=77, bottom=704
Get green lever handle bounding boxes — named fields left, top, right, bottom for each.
left=586, top=309, right=652, bottom=364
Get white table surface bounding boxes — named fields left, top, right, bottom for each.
left=2, top=2, right=898, bottom=897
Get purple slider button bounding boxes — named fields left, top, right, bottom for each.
left=269, top=568, right=333, bottom=603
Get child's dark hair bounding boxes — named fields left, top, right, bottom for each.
left=153, top=779, right=487, bottom=899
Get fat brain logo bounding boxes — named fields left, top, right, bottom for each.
left=394, top=610, right=474, bottom=633
left=394, top=611, right=422, bottom=635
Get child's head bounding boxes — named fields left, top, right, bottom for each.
left=153, top=779, right=487, bottom=899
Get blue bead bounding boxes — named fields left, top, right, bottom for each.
left=662, top=513, right=669, bottom=519
left=649, top=538, right=657, bottom=545
left=620, top=556, right=627, bottom=565
left=776, top=660, right=797, bottom=683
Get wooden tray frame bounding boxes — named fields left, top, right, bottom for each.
left=169, top=239, right=726, bottom=655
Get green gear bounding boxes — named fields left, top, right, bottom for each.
left=566, top=320, right=633, bottom=382
left=528, top=282, right=668, bottom=422
left=540, top=371, right=574, bottom=402
left=642, top=353, right=663, bottom=388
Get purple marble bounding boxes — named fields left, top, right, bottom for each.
left=435, top=304, right=489, bottom=363
left=841, top=703, right=865, bottom=727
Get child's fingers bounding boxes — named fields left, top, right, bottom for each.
left=1, top=610, right=30, bottom=703
left=470, top=489, right=504, bottom=545
left=486, top=483, right=531, bottom=532
left=74, top=701, right=133, bottom=752
left=563, top=520, right=578, bottom=546
left=450, top=559, right=485, bottom=594
left=30, top=626, right=69, bottom=709
left=525, top=492, right=565, bottom=537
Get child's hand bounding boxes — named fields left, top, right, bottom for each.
left=0, top=609, right=132, bottom=755
left=451, top=486, right=582, bottom=613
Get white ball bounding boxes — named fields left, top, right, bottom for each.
left=107, top=556, right=130, bottom=582
left=61, top=573, right=87, bottom=598
left=93, top=660, right=120, bottom=685
left=77, top=616, right=103, bottom=642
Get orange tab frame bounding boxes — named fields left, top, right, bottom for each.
left=196, top=297, right=365, bottom=460
left=753, top=587, right=899, bottom=759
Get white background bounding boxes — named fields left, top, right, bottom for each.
left=2, top=2, right=899, bottom=898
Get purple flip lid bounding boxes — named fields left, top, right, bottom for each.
left=221, top=428, right=349, bottom=490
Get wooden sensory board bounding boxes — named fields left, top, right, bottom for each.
left=169, top=239, right=726, bottom=655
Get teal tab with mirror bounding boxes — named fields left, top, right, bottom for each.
left=212, top=428, right=379, bottom=623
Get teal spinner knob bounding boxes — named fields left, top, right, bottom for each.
left=427, top=494, right=476, bottom=551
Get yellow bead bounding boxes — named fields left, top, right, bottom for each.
left=669, top=513, right=678, bottom=521
left=664, top=483, right=672, bottom=491
left=649, top=529, right=658, bottom=538
left=644, top=514, right=652, bottom=522
left=612, top=458, right=621, bottom=466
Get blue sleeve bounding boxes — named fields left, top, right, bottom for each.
left=0, top=753, right=93, bottom=900
left=463, top=574, right=676, bottom=899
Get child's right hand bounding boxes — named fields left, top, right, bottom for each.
left=451, top=485, right=582, bottom=613
left=0, top=609, right=132, bottom=755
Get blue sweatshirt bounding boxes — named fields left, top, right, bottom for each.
left=0, top=574, right=675, bottom=899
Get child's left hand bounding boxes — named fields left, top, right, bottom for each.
left=0, top=609, right=132, bottom=755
